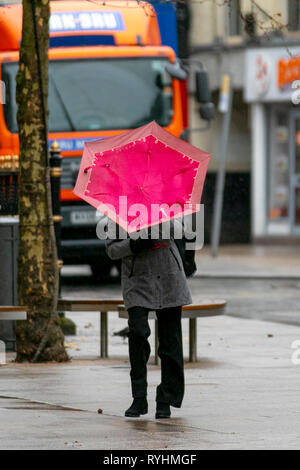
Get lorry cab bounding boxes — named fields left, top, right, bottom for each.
left=0, top=0, right=186, bottom=279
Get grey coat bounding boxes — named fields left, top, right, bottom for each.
left=105, top=233, right=192, bottom=311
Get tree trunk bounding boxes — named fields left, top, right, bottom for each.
left=15, top=0, right=68, bottom=362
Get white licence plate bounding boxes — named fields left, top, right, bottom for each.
left=70, top=210, right=98, bottom=225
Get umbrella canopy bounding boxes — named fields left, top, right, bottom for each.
left=73, top=121, right=211, bottom=233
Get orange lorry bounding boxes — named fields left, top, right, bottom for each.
left=0, top=0, right=192, bottom=279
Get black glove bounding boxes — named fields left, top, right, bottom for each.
left=130, top=238, right=154, bottom=254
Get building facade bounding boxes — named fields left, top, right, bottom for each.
left=188, top=0, right=300, bottom=242
left=245, top=46, right=300, bottom=240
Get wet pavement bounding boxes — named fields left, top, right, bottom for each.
left=2, top=313, right=300, bottom=449
left=1, top=244, right=300, bottom=449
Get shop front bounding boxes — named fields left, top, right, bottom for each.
left=245, top=46, right=300, bottom=241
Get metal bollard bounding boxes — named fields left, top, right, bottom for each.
left=50, top=141, right=62, bottom=258
left=50, top=141, right=63, bottom=312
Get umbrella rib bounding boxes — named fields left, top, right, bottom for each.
left=88, top=163, right=141, bottom=193
left=87, top=152, right=201, bottom=206
left=142, top=166, right=196, bottom=191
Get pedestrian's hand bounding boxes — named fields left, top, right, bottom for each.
left=130, top=238, right=154, bottom=254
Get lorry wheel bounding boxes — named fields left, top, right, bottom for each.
left=90, top=262, right=112, bottom=282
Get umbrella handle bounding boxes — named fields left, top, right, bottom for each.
left=151, top=242, right=169, bottom=250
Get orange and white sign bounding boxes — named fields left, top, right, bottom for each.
left=254, top=53, right=271, bottom=96
left=278, top=56, right=300, bottom=89
left=245, top=47, right=300, bottom=103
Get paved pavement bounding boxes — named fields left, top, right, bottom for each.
left=1, top=244, right=300, bottom=450
left=1, top=314, right=300, bottom=449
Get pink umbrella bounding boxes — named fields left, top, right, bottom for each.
left=73, top=121, right=211, bottom=233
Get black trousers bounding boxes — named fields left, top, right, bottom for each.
left=127, top=305, right=184, bottom=408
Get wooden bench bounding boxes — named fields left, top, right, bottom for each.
left=57, top=299, right=123, bottom=358
left=118, top=300, right=226, bottom=363
left=57, top=299, right=226, bottom=362
left=0, top=306, right=27, bottom=320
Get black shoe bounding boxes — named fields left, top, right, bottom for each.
left=155, top=402, right=171, bottom=419
left=125, top=398, right=148, bottom=417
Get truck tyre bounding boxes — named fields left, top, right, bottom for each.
left=90, top=261, right=112, bottom=282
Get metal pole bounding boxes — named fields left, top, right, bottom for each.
left=211, top=75, right=233, bottom=257
left=100, top=311, right=108, bottom=359
left=189, top=318, right=197, bottom=362
left=50, top=141, right=63, bottom=309
left=154, top=319, right=159, bottom=365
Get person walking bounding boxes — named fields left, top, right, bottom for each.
left=105, top=221, right=192, bottom=419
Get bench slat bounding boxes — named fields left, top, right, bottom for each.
left=0, top=312, right=27, bottom=320
left=0, top=306, right=28, bottom=312
left=58, top=299, right=123, bottom=312
left=184, top=300, right=226, bottom=310
left=0, top=306, right=27, bottom=321
left=118, top=300, right=226, bottom=319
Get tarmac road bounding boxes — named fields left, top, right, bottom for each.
left=61, top=266, right=300, bottom=327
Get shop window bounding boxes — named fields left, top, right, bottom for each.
left=268, top=110, right=289, bottom=220
left=288, top=0, right=300, bottom=31
left=227, top=0, right=242, bottom=36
